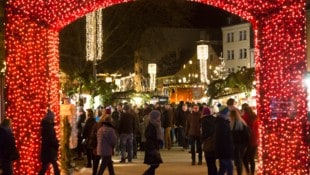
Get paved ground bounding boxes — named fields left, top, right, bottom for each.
left=73, top=147, right=250, bottom=175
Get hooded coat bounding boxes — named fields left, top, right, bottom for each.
left=40, top=114, right=59, bottom=163
left=97, top=122, right=117, bottom=156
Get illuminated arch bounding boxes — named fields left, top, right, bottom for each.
left=5, top=0, right=309, bottom=174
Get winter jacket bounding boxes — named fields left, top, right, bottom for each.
left=186, top=111, right=201, bottom=137
left=97, top=123, right=117, bottom=156
left=201, top=114, right=216, bottom=141
left=242, top=113, right=259, bottom=146
left=143, top=124, right=163, bottom=165
left=83, top=117, right=96, bottom=148
left=162, top=109, right=173, bottom=128
left=214, top=116, right=234, bottom=159
left=40, top=117, right=59, bottom=163
left=0, top=127, right=19, bottom=163
left=118, top=112, right=135, bottom=134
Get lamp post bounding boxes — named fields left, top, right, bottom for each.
left=197, top=40, right=209, bottom=84
left=148, top=63, right=157, bottom=91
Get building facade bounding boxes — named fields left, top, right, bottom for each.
left=221, top=23, right=254, bottom=73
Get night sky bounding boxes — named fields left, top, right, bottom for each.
left=60, top=0, right=243, bottom=75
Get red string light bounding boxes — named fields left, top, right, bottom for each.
left=5, top=0, right=309, bottom=174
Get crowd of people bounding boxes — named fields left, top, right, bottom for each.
left=0, top=97, right=259, bottom=175
left=67, top=98, right=258, bottom=175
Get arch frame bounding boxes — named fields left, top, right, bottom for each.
left=4, top=0, right=309, bottom=174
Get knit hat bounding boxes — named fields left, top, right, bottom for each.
left=105, top=107, right=111, bottom=115
left=202, top=107, right=211, bottom=116
left=149, top=110, right=161, bottom=120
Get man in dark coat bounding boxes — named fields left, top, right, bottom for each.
left=175, top=103, right=190, bottom=150
left=186, top=104, right=202, bottom=165
left=118, top=104, right=135, bottom=163
left=38, top=109, right=60, bottom=175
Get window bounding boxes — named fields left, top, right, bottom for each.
left=227, top=50, right=234, bottom=60
left=231, top=50, right=234, bottom=60
left=243, top=30, right=247, bottom=40
left=239, top=30, right=247, bottom=41
left=227, top=32, right=234, bottom=42
left=243, top=48, right=247, bottom=58
left=239, top=48, right=247, bottom=59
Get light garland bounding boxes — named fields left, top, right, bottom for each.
left=86, top=9, right=103, bottom=62
left=5, top=0, right=309, bottom=174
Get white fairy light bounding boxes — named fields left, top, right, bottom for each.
left=86, top=9, right=103, bottom=61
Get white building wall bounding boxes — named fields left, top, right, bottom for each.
left=222, top=23, right=253, bottom=73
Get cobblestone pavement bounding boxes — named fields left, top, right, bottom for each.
left=73, top=147, right=248, bottom=175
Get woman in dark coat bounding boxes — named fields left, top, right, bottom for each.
left=0, top=118, right=19, bottom=175
left=200, top=107, right=217, bottom=175
left=39, top=109, right=60, bottom=175
left=83, top=109, right=96, bottom=167
left=143, top=110, right=163, bottom=175
left=215, top=106, right=234, bottom=175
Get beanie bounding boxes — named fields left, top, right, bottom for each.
left=202, top=107, right=211, bottom=116
left=105, top=107, right=111, bottom=115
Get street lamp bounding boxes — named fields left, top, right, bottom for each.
left=148, top=63, right=157, bottom=91
left=197, top=40, right=209, bottom=84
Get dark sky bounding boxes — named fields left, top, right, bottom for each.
left=60, top=0, right=243, bottom=76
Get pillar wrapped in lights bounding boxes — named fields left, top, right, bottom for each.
left=148, top=63, right=157, bottom=91
left=197, top=41, right=209, bottom=83
left=5, top=0, right=309, bottom=174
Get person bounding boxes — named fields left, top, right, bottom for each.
left=215, top=105, right=234, bottom=175
left=118, top=104, right=135, bottom=163
left=83, top=109, right=96, bottom=168
left=230, top=109, right=249, bottom=175
left=38, top=109, right=60, bottom=175
left=111, top=103, right=122, bottom=156
left=242, top=104, right=259, bottom=175
left=130, top=105, right=140, bottom=159
left=175, top=103, right=190, bottom=150
left=89, top=112, right=111, bottom=175
left=200, top=107, right=217, bottom=175
left=96, top=117, right=117, bottom=175
left=60, top=98, right=78, bottom=151
left=162, top=104, right=173, bottom=150
left=186, top=104, right=202, bottom=165
left=76, top=107, right=86, bottom=160
left=140, top=106, right=152, bottom=151
left=0, top=118, right=19, bottom=175
left=143, top=110, right=163, bottom=175
left=227, top=98, right=241, bottom=114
